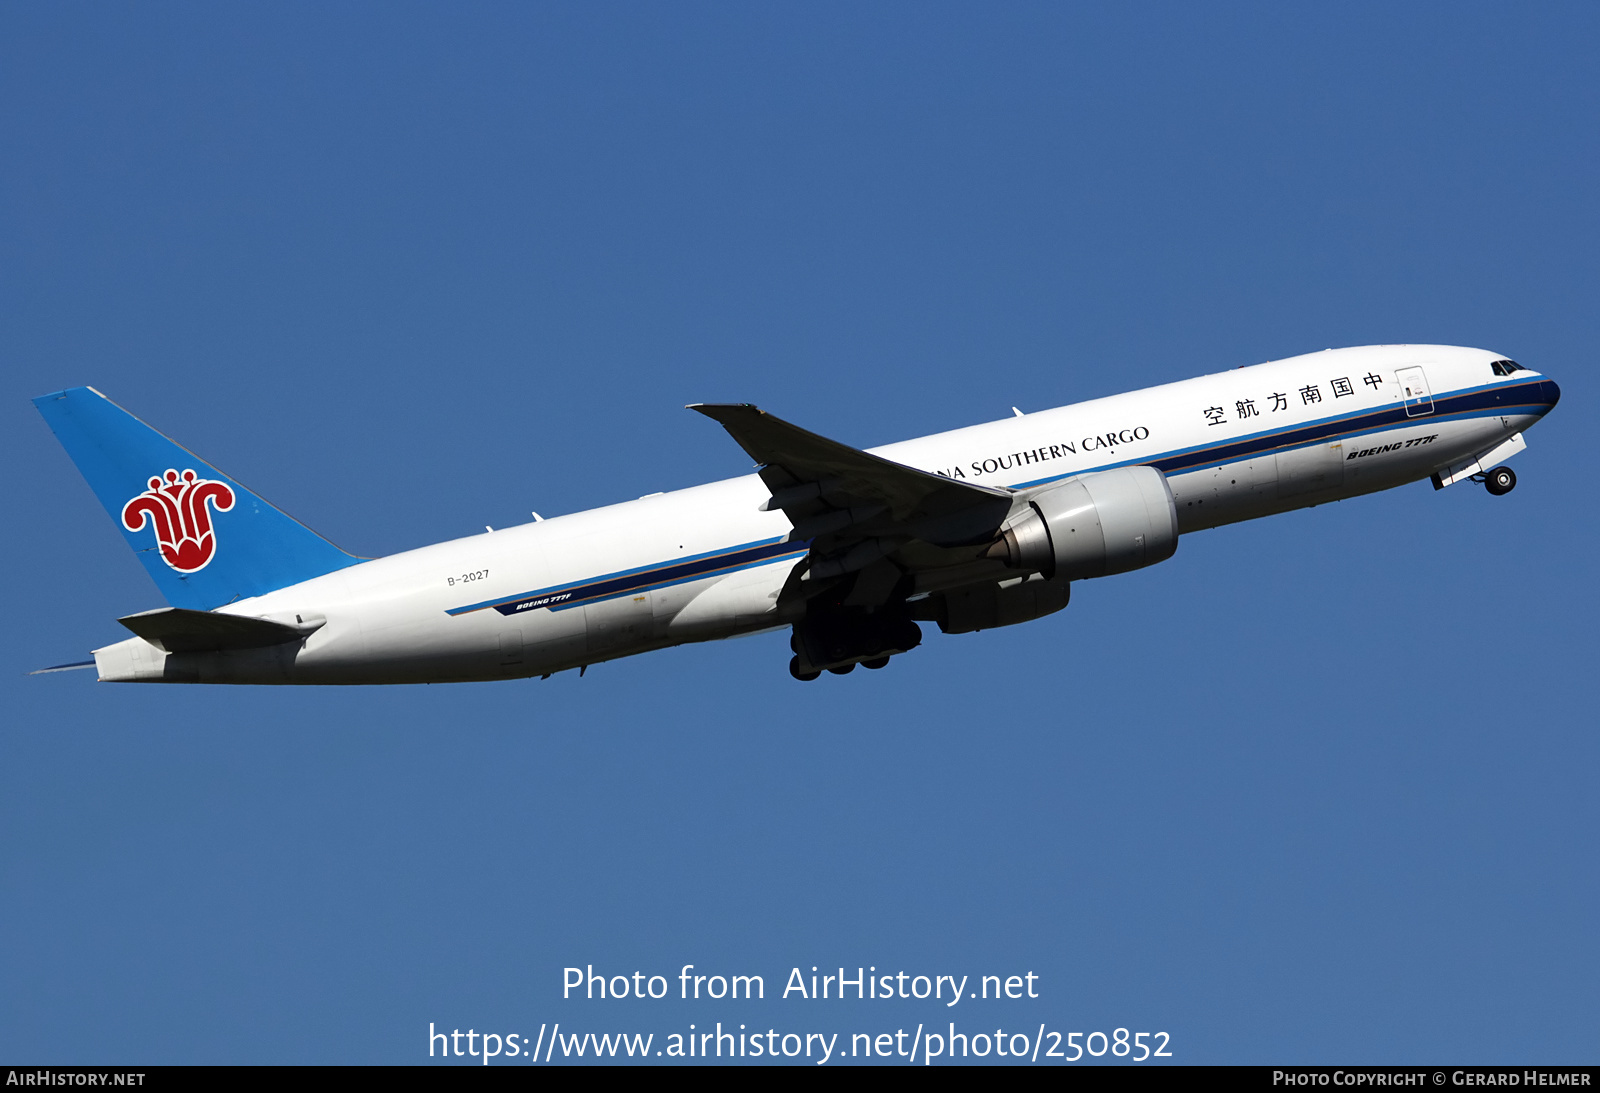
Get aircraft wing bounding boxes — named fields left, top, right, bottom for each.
left=690, top=404, right=1017, bottom=597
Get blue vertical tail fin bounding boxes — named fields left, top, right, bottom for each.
left=33, top=386, right=363, bottom=610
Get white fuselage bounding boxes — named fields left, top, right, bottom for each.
left=92, top=345, right=1557, bottom=683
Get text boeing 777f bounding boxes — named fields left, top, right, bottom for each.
left=32, top=344, right=1559, bottom=684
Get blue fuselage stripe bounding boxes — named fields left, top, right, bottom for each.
left=448, top=377, right=1554, bottom=616
left=447, top=537, right=809, bottom=616
left=1014, top=377, right=1554, bottom=488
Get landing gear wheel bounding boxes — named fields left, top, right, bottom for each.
left=788, top=656, right=820, bottom=682
left=862, top=656, right=890, bottom=670
left=1485, top=466, right=1517, bottom=496
left=827, top=662, right=856, bottom=675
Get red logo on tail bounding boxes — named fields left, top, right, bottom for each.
left=121, top=469, right=236, bottom=573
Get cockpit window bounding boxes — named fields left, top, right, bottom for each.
left=1490, top=359, right=1525, bottom=376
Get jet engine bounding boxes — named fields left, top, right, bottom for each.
left=985, top=465, right=1179, bottom=580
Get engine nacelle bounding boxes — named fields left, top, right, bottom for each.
left=987, top=465, right=1179, bottom=580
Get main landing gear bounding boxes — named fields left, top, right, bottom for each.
left=787, top=653, right=895, bottom=680
left=1483, top=466, right=1517, bottom=496
left=787, top=612, right=921, bottom=682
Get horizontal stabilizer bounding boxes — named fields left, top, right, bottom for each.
left=117, top=607, right=310, bottom=654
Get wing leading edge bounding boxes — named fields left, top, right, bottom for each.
left=689, top=403, right=1021, bottom=601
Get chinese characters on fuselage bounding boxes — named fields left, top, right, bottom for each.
left=1202, top=373, right=1384, bottom=427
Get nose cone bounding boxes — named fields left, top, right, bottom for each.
left=1541, top=378, right=1562, bottom=413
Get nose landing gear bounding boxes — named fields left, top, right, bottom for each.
left=1484, top=466, right=1517, bottom=496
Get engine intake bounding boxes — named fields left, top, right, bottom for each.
left=986, top=465, right=1179, bottom=580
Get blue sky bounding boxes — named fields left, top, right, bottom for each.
left=3, top=1, right=1596, bottom=1064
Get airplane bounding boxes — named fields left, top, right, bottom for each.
left=31, top=344, right=1558, bottom=685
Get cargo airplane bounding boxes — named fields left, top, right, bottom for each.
left=32, top=344, right=1558, bottom=684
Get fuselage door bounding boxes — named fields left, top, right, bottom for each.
left=1396, top=366, right=1434, bottom=417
